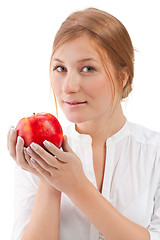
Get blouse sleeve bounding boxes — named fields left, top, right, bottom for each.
left=11, top=165, right=39, bottom=240
left=147, top=161, right=160, bottom=240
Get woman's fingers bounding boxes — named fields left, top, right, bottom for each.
left=26, top=147, right=53, bottom=178
left=16, top=136, right=27, bottom=167
left=29, top=143, right=60, bottom=169
left=43, top=141, right=66, bottom=161
left=23, top=148, right=33, bottom=168
left=7, top=126, right=12, bottom=150
left=7, top=127, right=51, bottom=183
left=29, top=158, right=51, bottom=179
left=8, top=127, right=32, bottom=170
left=23, top=147, right=49, bottom=179
left=8, top=127, right=17, bottom=160
left=16, top=137, right=33, bottom=169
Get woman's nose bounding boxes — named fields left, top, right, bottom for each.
left=62, top=71, right=80, bottom=94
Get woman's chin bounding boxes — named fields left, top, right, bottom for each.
left=65, top=115, right=87, bottom=124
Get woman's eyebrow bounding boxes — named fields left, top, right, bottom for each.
left=53, top=58, right=64, bottom=63
left=77, top=58, right=98, bottom=63
left=52, top=58, right=98, bottom=63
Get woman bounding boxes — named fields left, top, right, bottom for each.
left=8, top=7, right=160, bottom=240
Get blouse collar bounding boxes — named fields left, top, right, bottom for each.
left=68, top=119, right=130, bottom=145
left=107, top=119, right=130, bottom=144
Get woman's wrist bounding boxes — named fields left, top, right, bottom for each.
left=39, top=180, right=62, bottom=199
left=69, top=176, right=92, bottom=204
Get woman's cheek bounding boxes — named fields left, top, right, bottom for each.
left=84, top=78, right=111, bottom=98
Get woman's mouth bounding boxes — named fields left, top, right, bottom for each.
left=64, top=101, right=87, bottom=108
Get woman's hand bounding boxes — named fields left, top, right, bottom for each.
left=7, top=127, right=34, bottom=170
left=25, top=136, right=87, bottom=197
left=7, top=127, right=54, bottom=184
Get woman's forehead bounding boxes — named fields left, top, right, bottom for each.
left=52, top=35, right=108, bottom=64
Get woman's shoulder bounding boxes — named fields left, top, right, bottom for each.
left=128, top=120, right=160, bottom=147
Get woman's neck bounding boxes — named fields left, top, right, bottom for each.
left=75, top=104, right=126, bottom=145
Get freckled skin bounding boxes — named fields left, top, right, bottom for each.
left=16, top=113, right=63, bottom=148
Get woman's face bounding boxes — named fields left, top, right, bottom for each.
left=51, top=35, right=120, bottom=123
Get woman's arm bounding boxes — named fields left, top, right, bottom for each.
left=22, top=181, right=61, bottom=240
left=70, top=178, right=150, bottom=240
left=7, top=127, right=61, bottom=240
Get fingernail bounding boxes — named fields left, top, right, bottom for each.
left=10, top=127, right=15, bottom=135
left=23, top=148, right=27, bottom=155
left=30, top=142, right=38, bottom=150
left=30, top=158, right=36, bottom=164
left=17, top=136, right=22, bottom=145
left=27, top=147, right=34, bottom=155
left=43, top=140, right=51, bottom=148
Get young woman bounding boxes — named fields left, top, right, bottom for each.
left=8, top=7, right=160, bottom=240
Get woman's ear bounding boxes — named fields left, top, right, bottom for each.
left=119, top=66, right=130, bottom=88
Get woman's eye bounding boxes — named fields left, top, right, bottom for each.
left=53, top=66, right=66, bottom=72
left=82, top=66, right=95, bottom=72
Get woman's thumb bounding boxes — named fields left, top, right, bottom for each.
left=62, top=135, right=72, bottom=152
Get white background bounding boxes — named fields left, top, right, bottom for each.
left=0, top=0, right=160, bottom=239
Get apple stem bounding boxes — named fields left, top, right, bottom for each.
left=33, top=113, right=35, bottom=116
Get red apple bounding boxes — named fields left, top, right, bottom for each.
left=16, top=112, right=63, bottom=148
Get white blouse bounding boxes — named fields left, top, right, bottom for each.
left=11, top=120, right=160, bottom=240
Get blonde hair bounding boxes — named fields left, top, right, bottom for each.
left=50, top=8, right=134, bottom=117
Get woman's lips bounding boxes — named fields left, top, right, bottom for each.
left=64, top=101, right=87, bottom=108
